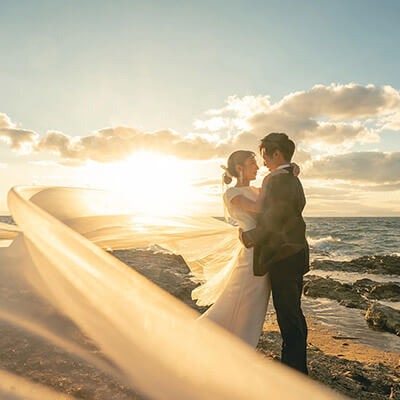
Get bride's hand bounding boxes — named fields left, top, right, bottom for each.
left=291, top=162, right=300, bottom=177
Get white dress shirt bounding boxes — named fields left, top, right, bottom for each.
left=276, top=163, right=291, bottom=170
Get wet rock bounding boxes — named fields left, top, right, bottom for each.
left=353, top=278, right=376, bottom=292
left=303, top=276, right=400, bottom=336
left=365, top=303, right=400, bottom=336
left=311, top=255, right=400, bottom=276
left=368, top=283, right=400, bottom=302
left=303, top=276, right=370, bottom=310
left=110, top=249, right=208, bottom=313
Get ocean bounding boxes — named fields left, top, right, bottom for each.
left=306, top=217, right=400, bottom=261
left=303, top=217, right=400, bottom=353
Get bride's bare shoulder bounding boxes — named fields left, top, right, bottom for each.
left=223, top=186, right=238, bottom=198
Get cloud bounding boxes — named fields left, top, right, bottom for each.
left=304, top=198, right=399, bottom=217
left=0, top=116, right=257, bottom=163
left=34, top=127, right=227, bottom=163
left=276, top=83, right=400, bottom=120
left=304, top=151, right=400, bottom=184
left=193, top=117, right=230, bottom=132
left=304, top=185, right=363, bottom=200
left=197, top=83, right=400, bottom=151
left=0, top=83, right=399, bottom=167
left=378, top=112, right=400, bottom=131
left=0, top=113, right=39, bottom=153
left=359, top=183, right=400, bottom=191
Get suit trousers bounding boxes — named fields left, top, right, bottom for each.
left=269, top=249, right=308, bottom=374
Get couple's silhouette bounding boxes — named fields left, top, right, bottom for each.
left=197, top=132, right=309, bottom=374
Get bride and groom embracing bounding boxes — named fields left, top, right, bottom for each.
left=196, top=132, right=309, bottom=375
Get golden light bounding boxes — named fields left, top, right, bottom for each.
left=83, top=152, right=194, bottom=216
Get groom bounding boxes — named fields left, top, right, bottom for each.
left=241, top=132, right=309, bottom=374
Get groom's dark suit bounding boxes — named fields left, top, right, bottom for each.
left=242, top=166, right=309, bottom=374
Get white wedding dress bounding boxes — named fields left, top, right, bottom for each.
left=197, top=186, right=271, bottom=348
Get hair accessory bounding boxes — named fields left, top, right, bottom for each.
left=220, top=165, right=232, bottom=178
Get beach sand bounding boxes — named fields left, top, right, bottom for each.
left=259, top=315, right=400, bottom=399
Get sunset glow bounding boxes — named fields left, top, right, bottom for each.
left=0, top=1, right=399, bottom=217
left=84, top=152, right=194, bottom=215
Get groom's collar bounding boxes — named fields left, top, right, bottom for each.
left=276, top=163, right=291, bottom=171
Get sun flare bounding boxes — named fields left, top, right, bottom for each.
left=84, top=152, right=194, bottom=215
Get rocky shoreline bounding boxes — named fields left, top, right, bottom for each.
left=304, top=275, right=400, bottom=335
left=305, top=256, right=400, bottom=336
left=1, top=248, right=399, bottom=399
left=110, top=249, right=400, bottom=400
left=259, top=318, right=400, bottom=400
left=311, top=255, right=400, bottom=276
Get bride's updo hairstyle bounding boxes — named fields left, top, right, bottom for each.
left=222, top=150, right=256, bottom=184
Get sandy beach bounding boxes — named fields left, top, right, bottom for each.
left=259, top=316, right=400, bottom=399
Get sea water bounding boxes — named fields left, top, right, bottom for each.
left=306, top=217, right=400, bottom=261
left=304, top=217, right=400, bottom=352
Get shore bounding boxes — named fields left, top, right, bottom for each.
left=0, top=246, right=399, bottom=399
left=111, top=249, right=400, bottom=399
left=0, top=309, right=398, bottom=399
left=259, top=314, right=400, bottom=399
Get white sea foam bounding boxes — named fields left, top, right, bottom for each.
left=308, top=236, right=342, bottom=249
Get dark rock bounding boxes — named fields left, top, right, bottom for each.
left=311, top=255, right=400, bottom=276
left=368, top=283, right=400, bottom=301
left=303, top=276, right=370, bottom=310
left=304, top=276, right=400, bottom=336
left=365, top=303, right=400, bottom=336
left=110, top=249, right=208, bottom=313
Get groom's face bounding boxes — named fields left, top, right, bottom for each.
left=261, top=148, right=279, bottom=171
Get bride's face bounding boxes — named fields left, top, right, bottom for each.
left=241, top=156, right=259, bottom=181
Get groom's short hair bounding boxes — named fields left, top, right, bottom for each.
left=259, top=132, right=295, bottom=161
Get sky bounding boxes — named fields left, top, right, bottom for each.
left=1, top=0, right=400, bottom=215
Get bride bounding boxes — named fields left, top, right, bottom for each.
left=195, top=150, right=297, bottom=348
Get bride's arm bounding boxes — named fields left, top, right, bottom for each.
left=230, top=164, right=300, bottom=213
left=230, top=195, right=259, bottom=213
left=231, top=178, right=275, bottom=213
left=230, top=174, right=284, bottom=213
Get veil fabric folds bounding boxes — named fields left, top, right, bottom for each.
left=0, top=186, right=342, bottom=399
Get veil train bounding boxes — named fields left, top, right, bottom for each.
left=0, top=186, right=342, bottom=399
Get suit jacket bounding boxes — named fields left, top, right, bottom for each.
left=242, top=166, right=309, bottom=276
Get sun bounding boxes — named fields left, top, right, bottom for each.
left=84, top=152, right=193, bottom=216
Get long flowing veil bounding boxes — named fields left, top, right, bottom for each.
left=0, top=186, right=342, bottom=399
